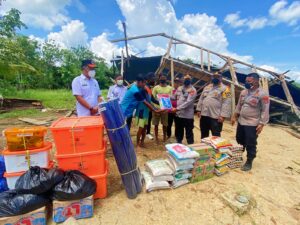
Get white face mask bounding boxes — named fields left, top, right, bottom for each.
left=88, top=70, right=96, bottom=78
left=116, top=80, right=123, bottom=86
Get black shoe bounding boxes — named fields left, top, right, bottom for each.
left=241, top=159, right=253, bottom=171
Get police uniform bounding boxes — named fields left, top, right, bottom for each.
left=72, top=74, right=101, bottom=117
left=235, top=88, right=270, bottom=161
left=196, top=83, right=232, bottom=138
left=174, top=85, right=197, bottom=144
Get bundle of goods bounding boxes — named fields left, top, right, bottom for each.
left=99, top=99, right=141, bottom=199
left=188, top=143, right=215, bottom=183
left=0, top=166, right=97, bottom=224
left=0, top=156, right=8, bottom=192
left=202, top=137, right=233, bottom=176
left=50, top=116, right=108, bottom=199
left=228, top=143, right=244, bottom=169
left=142, top=159, right=173, bottom=192
left=165, top=144, right=199, bottom=188
left=157, top=94, right=172, bottom=110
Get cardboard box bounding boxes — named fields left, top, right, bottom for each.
left=191, top=161, right=215, bottom=183
left=0, top=206, right=46, bottom=225
left=53, top=195, right=94, bottom=223
left=188, top=143, right=215, bottom=157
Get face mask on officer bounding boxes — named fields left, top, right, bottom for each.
left=184, top=79, right=191, bottom=86
left=245, top=82, right=254, bottom=89
left=88, top=70, right=96, bottom=78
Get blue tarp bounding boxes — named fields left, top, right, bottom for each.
left=99, top=99, right=142, bottom=199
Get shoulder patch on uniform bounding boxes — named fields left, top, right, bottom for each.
left=262, top=95, right=270, bottom=104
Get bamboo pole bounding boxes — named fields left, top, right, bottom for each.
left=120, top=50, right=124, bottom=77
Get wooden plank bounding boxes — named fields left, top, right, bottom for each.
left=18, top=118, right=50, bottom=126
left=165, top=38, right=173, bottom=58
left=120, top=50, right=124, bottom=77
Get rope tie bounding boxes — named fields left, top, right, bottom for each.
left=21, top=128, right=31, bottom=168
left=71, top=118, right=80, bottom=154
left=120, top=166, right=138, bottom=176
left=106, top=121, right=127, bottom=133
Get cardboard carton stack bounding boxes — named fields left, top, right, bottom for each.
left=202, top=137, right=233, bottom=176
left=188, top=143, right=215, bottom=183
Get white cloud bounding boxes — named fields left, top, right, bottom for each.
left=116, top=0, right=251, bottom=63
left=224, top=12, right=247, bottom=28
left=269, top=0, right=300, bottom=25
left=224, top=12, right=268, bottom=30
left=90, top=33, right=121, bottom=61
left=225, top=1, right=300, bottom=32
left=0, top=0, right=72, bottom=30
left=47, top=20, right=88, bottom=48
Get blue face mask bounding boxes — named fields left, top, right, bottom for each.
left=245, top=82, right=253, bottom=89
left=212, top=78, right=220, bottom=85
left=184, top=80, right=191, bottom=86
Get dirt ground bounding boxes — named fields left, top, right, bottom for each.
left=0, top=113, right=300, bottom=225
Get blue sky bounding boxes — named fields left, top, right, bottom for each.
left=1, top=0, right=300, bottom=80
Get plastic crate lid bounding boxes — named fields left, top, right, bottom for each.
left=50, top=116, right=104, bottom=129
left=2, top=142, right=52, bottom=155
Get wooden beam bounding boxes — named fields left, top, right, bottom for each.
left=228, top=58, right=238, bottom=85
left=165, top=37, right=173, bottom=58
left=170, top=58, right=174, bottom=87
left=207, top=51, right=211, bottom=72
left=230, top=83, right=236, bottom=117
left=200, top=48, right=204, bottom=70
left=120, top=50, right=124, bottom=77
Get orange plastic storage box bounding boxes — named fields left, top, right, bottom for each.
left=3, top=126, right=47, bottom=151
left=56, top=139, right=107, bottom=175
left=90, top=159, right=109, bottom=199
left=2, top=142, right=52, bottom=173
left=50, top=116, right=104, bottom=155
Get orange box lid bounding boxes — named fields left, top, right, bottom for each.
left=50, top=116, right=104, bottom=130
left=3, top=126, right=47, bottom=135
left=2, top=142, right=52, bottom=155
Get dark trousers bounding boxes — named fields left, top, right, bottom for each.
left=200, top=116, right=223, bottom=139
left=236, top=123, right=258, bottom=160
left=167, top=113, right=177, bottom=138
left=176, top=117, right=194, bottom=144
left=126, top=117, right=133, bottom=130
left=146, top=111, right=152, bottom=134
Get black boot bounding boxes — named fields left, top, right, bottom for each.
left=241, top=158, right=253, bottom=171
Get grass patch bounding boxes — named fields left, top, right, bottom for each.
left=1, top=89, right=108, bottom=109
left=0, top=109, right=41, bottom=119
left=0, top=89, right=108, bottom=119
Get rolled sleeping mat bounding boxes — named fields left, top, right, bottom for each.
left=99, top=99, right=142, bottom=199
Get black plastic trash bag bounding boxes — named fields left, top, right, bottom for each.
left=0, top=190, right=50, bottom=217
left=15, top=166, right=65, bottom=194
left=52, top=170, right=97, bottom=201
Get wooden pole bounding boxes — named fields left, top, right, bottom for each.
left=171, top=58, right=174, bottom=87
left=207, top=51, right=211, bottom=72
left=230, top=84, right=236, bottom=117
left=120, top=50, right=124, bottom=77
left=201, top=49, right=204, bottom=70
left=228, top=58, right=238, bottom=85
left=166, top=38, right=173, bottom=58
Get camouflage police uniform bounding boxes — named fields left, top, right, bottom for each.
left=235, top=88, right=270, bottom=160
left=196, top=83, right=232, bottom=138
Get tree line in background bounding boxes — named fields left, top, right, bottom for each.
left=0, top=9, right=115, bottom=91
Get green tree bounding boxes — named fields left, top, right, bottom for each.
left=0, top=8, right=27, bottom=37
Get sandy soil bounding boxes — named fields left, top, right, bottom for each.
left=1, top=115, right=300, bottom=225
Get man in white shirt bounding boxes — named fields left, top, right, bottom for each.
left=72, top=59, right=102, bottom=117
left=107, top=75, right=127, bottom=103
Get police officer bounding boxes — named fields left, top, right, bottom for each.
left=172, top=75, right=197, bottom=144
left=231, top=73, right=270, bottom=171
left=196, top=72, right=232, bottom=138
left=72, top=59, right=103, bottom=117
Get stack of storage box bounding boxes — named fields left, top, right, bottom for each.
left=50, top=116, right=108, bottom=199
left=2, top=127, right=51, bottom=189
